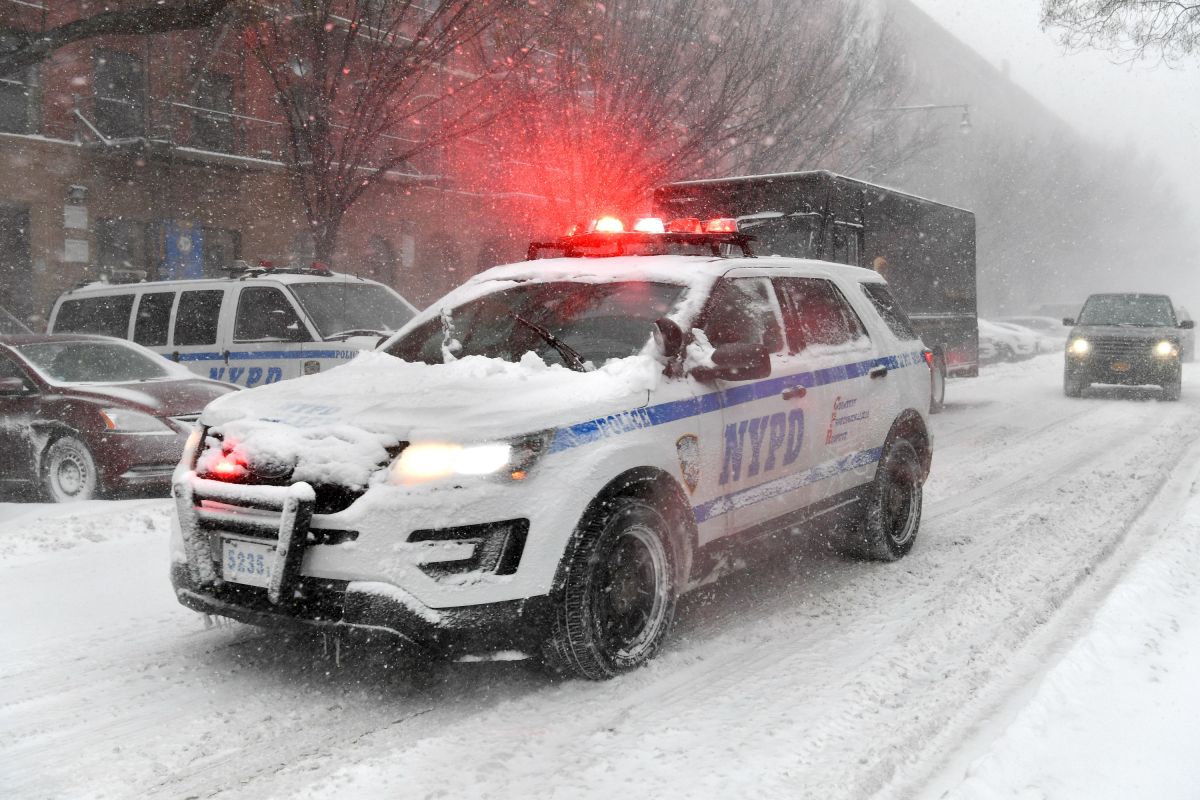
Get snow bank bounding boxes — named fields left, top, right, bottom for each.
left=0, top=499, right=171, bottom=565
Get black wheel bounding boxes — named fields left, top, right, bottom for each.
left=929, top=352, right=946, bottom=414
left=1064, top=372, right=1087, bottom=398
left=1161, top=368, right=1182, bottom=401
left=542, top=495, right=681, bottom=680
left=42, top=436, right=99, bottom=502
left=839, top=438, right=923, bottom=561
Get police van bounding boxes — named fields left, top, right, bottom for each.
left=169, top=218, right=933, bottom=679
left=47, top=264, right=418, bottom=388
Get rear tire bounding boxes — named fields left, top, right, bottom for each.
left=42, top=436, right=99, bottom=502
left=542, top=495, right=681, bottom=680
left=929, top=353, right=946, bottom=414
left=839, top=438, right=923, bottom=561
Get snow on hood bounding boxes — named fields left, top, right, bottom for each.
left=198, top=351, right=661, bottom=488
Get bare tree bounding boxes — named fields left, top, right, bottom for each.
left=470, top=0, right=926, bottom=229
left=1042, top=0, right=1200, bottom=62
left=0, top=0, right=238, bottom=76
left=242, top=0, right=555, bottom=262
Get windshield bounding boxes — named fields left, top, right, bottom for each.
left=15, top=341, right=172, bottom=383
left=386, top=281, right=685, bottom=367
left=1077, top=295, right=1176, bottom=327
left=289, top=282, right=416, bottom=339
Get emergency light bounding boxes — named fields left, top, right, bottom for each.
left=568, top=216, right=739, bottom=237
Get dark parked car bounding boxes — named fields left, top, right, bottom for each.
left=1063, top=293, right=1193, bottom=400
left=0, top=334, right=236, bottom=501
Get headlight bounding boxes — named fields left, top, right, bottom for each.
left=1068, top=338, right=1090, bottom=355
left=1155, top=340, right=1177, bottom=357
left=389, top=432, right=550, bottom=485
left=100, top=408, right=174, bottom=434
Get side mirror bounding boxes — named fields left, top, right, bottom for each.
left=1062, top=317, right=1075, bottom=326
left=1180, top=320, right=1195, bottom=330
left=692, top=343, right=771, bottom=382
left=0, top=376, right=31, bottom=396
left=653, top=317, right=684, bottom=360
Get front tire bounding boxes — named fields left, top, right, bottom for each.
left=1161, top=367, right=1182, bottom=401
left=1064, top=372, right=1087, bottom=397
left=840, top=438, right=923, bottom=561
left=42, top=436, right=99, bottom=502
left=542, top=496, right=681, bottom=680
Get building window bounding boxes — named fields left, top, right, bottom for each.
left=94, top=49, right=145, bottom=138
left=0, top=34, right=38, bottom=135
left=190, top=71, right=234, bottom=153
left=96, top=217, right=149, bottom=277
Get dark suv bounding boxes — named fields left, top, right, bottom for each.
left=1063, top=293, right=1192, bottom=400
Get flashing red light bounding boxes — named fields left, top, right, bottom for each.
left=923, top=349, right=935, bottom=367
left=666, top=217, right=702, bottom=233
left=564, top=222, right=583, bottom=237
left=208, top=449, right=247, bottom=480
left=702, top=217, right=739, bottom=233
left=311, top=260, right=330, bottom=272
left=258, top=260, right=274, bottom=270
left=633, top=217, right=666, bottom=234
left=592, top=216, right=625, bottom=234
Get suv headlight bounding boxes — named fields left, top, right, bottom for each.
left=389, top=431, right=551, bottom=485
left=1068, top=338, right=1090, bottom=355
left=100, top=408, right=174, bottom=434
left=1155, top=340, right=1178, bottom=357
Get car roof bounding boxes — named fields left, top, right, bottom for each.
left=56, top=270, right=386, bottom=297
left=0, top=333, right=127, bottom=347
left=475, top=254, right=885, bottom=288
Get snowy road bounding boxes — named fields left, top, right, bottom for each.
left=4, top=353, right=1200, bottom=799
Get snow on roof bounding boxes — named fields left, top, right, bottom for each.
left=62, top=270, right=387, bottom=295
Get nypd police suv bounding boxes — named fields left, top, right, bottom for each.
left=169, top=218, right=933, bottom=679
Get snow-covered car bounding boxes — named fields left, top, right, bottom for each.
left=46, top=264, right=419, bottom=388
left=978, top=319, right=1038, bottom=362
left=0, top=334, right=235, bottom=501
left=169, top=220, right=934, bottom=679
left=998, top=315, right=1068, bottom=349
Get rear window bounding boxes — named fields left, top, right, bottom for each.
left=53, top=295, right=134, bottom=338
left=861, top=283, right=919, bottom=340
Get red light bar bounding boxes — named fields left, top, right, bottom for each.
left=702, top=218, right=738, bottom=233
left=665, top=217, right=702, bottom=233
left=592, top=216, right=625, bottom=234
left=633, top=217, right=666, bottom=234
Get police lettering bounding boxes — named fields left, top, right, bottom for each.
left=719, top=409, right=804, bottom=485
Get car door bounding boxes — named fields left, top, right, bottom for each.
left=227, top=285, right=315, bottom=387
left=0, top=351, right=41, bottom=486
left=691, top=273, right=809, bottom=538
left=774, top=275, right=884, bottom=501
left=170, top=287, right=229, bottom=381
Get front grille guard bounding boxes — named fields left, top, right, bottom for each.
left=175, top=473, right=315, bottom=605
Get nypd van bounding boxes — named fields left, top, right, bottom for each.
left=169, top=219, right=933, bottom=679
left=47, top=265, right=418, bottom=387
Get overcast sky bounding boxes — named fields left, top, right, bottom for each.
left=909, top=0, right=1200, bottom=228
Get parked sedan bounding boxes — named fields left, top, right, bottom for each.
left=0, top=334, right=236, bottom=501
left=979, top=319, right=1039, bottom=362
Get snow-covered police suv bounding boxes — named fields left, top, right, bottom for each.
left=170, top=217, right=934, bottom=679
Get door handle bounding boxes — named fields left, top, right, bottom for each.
left=782, top=386, right=806, bottom=400
left=223, top=350, right=230, bottom=364
left=869, top=365, right=888, bottom=379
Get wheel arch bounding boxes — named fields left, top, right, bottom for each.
left=887, top=409, right=932, bottom=480
left=552, top=466, right=697, bottom=594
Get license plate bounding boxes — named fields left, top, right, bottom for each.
left=1111, top=361, right=1131, bottom=372
left=222, top=538, right=275, bottom=588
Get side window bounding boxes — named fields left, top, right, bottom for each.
left=698, top=277, right=784, bottom=353
left=52, top=295, right=134, bottom=338
left=133, top=292, right=176, bottom=347
left=234, top=287, right=309, bottom=343
left=861, top=283, right=919, bottom=341
left=173, top=290, right=224, bottom=346
left=773, top=277, right=869, bottom=351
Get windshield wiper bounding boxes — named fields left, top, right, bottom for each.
left=324, top=328, right=386, bottom=340
left=510, top=313, right=589, bottom=372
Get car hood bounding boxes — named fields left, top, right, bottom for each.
left=196, top=351, right=661, bottom=488
left=58, top=378, right=235, bottom=417
left=1070, top=324, right=1180, bottom=341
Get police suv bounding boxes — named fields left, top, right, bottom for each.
left=48, top=264, right=418, bottom=388
left=169, top=218, right=934, bottom=679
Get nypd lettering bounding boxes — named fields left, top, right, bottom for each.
left=208, top=366, right=284, bottom=386
left=719, top=409, right=804, bottom=485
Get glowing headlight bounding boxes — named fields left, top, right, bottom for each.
left=390, top=432, right=550, bottom=484
left=100, top=408, right=173, bottom=434
left=1155, top=340, right=1177, bottom=357
left=1068, top=338, right=1090, bottom=355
